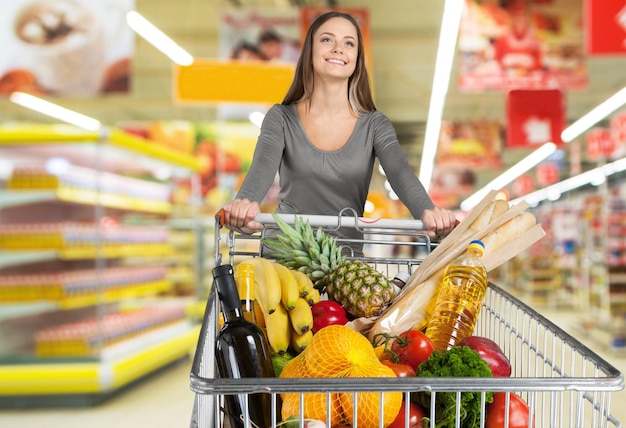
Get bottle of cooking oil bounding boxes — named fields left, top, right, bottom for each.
left=425, top=239, right=487, bottom=352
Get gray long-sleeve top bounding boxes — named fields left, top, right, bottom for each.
left=235, top=103, right=434, bottom=244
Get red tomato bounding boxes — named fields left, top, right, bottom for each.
left=311, top=300, right=346, bottom=318
left=311, top=312, right=348, bottom=334
left=388, top=401, right=428, bottom=428
left=381, top=360, right=416, bottom=378
left=486, top=392, right=534, bottom=428
left=390, top=329, right=435, bottom=371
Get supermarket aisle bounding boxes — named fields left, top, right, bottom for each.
left=0, top=357, right=197, bottom=428
left=0, top=309, right=625, bottom=428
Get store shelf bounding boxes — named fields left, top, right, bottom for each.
left=0, top=250, right=57, bottom=269
left=0, top=124, right=202, bottom=174
left=0, top=123, right=204, bottom=407
left=0, top=321, right=200, bottom=396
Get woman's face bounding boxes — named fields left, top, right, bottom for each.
left=311, top=17, right=358, bottom=79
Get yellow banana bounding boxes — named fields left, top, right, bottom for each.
left=305, top=287, right=321, bottom=307
left=289, top=297, right=314, bottom=334
left=257, top=257, right=282, bottom=314
left=264, top=302, right=291, bottom=355
left=292, top=270, right=315, bottom=298
left=290, top=328, right=313, bottom=354
left=273, top=263, right=300, bottom=311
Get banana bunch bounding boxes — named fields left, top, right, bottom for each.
left=237, top=258, right=320, bottom=355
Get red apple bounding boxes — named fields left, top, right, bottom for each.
left=459, top=336, right=512, bottom=377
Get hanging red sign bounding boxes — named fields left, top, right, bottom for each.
left=512, top=174, right=535, bottom=197
left=586, top=128, right=615, bottom=160
left=610, top=110, right=626, bottom=158
left=536, top=162, right=560, bottom=186
left=585, top=0, right=626, bottom=56
left=506, top=89, right=565, bottom=148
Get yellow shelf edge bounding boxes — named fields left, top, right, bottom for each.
left=0, top=124, right=202, bottom=172
left=0, top=325, right=199, bottom=395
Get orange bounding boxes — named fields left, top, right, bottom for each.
left=280, top=324, right=403, bottom=428
left=281, top=391, right=346, bottom=427
left=305, top=324, right=380, bottom=378
left=338, top=364, right=402, bottom=428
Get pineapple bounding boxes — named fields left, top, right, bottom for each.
left=263, top=214, right=396, bottom=318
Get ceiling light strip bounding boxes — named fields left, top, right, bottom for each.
left=126, top=11, right=194, bottom=66
left=9, top=92, right=101, bottom=131
left=418, top=0, right=464, bottom=193
left=460, top=142, right=557, bottom=211
left=511, top=156, right=626, bottom=206
left=561, top=86, right=626, bottom=142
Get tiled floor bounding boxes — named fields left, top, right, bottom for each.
left=0, top=307, right=624, bottom=428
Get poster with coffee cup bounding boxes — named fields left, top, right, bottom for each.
left=0, top=0, right=135, bottom=97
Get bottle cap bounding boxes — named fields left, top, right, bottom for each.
left=393, top=271, right=411, bottom=284
left=470, top=239, right=484, bottom=248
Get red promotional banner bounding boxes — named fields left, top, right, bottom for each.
left=610, top=110, right=626, bottom=158
left=585, top=0, right=626, bottom=56
left=506, top=89, right=565, bottom=147
left=586, top=128, right=614, bottom=160
left=536, top=162, right=560, bottom=186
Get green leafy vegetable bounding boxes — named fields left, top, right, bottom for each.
left=413, top=345, right=493, bottom=428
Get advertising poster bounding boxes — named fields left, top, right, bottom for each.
left=458, top=0, right=586, bottom=91
left=430, top=166, right=478, bottom=209
left=437, top=120, right=503, bottom=169
left=0, top=0, right=135, bottom=97
left=220, top=9, right=301, bottom=63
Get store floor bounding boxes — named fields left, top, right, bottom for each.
left=1, top=307, right=625, bottom=428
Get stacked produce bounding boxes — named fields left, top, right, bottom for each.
left=221, top=191, right=542, bottom=427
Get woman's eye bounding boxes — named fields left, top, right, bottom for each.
left=345, top=41, right=355, bottom=48
left=321, top=37, right=332, bottom=43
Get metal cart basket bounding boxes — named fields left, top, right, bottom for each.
left=190, top=212, right=624, bottom=428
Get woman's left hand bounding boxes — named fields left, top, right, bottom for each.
left=421, top=207, right=457, bottom=239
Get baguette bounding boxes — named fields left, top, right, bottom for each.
left=368, top=203, right=542, bottom=339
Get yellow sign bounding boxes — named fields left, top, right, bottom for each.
left=174, top=59, right=294, bottom=104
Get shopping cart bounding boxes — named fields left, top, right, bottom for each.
left=190, top=212, right=624, bottom=428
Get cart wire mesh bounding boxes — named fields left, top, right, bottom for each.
left=190, top=213, right=624, bottom=428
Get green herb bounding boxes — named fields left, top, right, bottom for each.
left=413, top=345, right=493, bottom=428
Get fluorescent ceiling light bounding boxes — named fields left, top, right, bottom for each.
left=511, top=155, right=626, bottom=206
left=419, top=0, right=464, bottom=193
left=248, top=111, right=265, bottom=128
left=10, top=92, right=101, bottom=131
left=460, top=142, right=557, bottom=211
left=561, top=86, right=626, bottom=142
left=127, top=11, right=194, bottom=66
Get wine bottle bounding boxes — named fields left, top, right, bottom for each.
left=213, top=264, right=275, bottom=428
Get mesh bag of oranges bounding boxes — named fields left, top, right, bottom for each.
left=279, top=324, right=402, bottom=427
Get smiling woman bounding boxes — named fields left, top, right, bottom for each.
left=220, top=11, right=457, bottom=253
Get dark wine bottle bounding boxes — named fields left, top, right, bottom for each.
left=213, top=264, right=276, bottom=428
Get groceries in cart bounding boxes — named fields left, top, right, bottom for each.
left=207, top=190, right=552, bottom=427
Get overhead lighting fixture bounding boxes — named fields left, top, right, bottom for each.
left=10, top=92, right=101, bottom=131
left=418, top=0, right=464, bottom=193
left=561, top=86, right=626, bottom=142
left=248, top=111, right=266, bottom=128
left=511, top=155, right=626, bottom=206
left=126, top=11, right=194, bottom=66
left=460, top=142, right=557, bottom=211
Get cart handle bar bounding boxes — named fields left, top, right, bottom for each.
left=216, top=208, right=430, bottom=232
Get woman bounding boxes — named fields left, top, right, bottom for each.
left=222, top=11, right=457, bottom=245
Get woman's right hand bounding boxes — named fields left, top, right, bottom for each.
left=222, top=199, right=263, bottom=234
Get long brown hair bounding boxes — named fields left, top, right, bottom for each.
left=282, top=11, right=376, bottom=113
